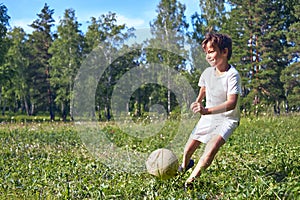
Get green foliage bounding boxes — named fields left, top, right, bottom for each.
left=0, top=3, right=10, bottom=65
left=0, top=116, right=299, bottom=199
left=280, top=62, right=300, bottom=108
left=48, top=8, right=84, bottom=121
left=1, top=27, right=31, bottom=115
left=149, top=0, right=188, bottom=71
left=85, top=12, right=135, bottom=121
left=147, top=0, right=189, bottom=115
left=222, top=0, right=299, bottom=111
left=0, top=0, right=299, bottom=121
left=27, top=3, right=55, bottom=117
left=191, top=0, right=226, bottom=38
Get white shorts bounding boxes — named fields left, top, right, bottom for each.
left=190, top=115, right=239, bottom=143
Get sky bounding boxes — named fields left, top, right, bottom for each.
left=1, top=0, right=201, bottom=33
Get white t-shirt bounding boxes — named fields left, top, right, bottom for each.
left=198, top=65, right=241, bottom=121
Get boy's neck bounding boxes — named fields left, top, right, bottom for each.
left=216, top=63, right=230, bottom=74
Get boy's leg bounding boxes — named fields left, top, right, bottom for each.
left=181, top=138, right=201, bottom=169
left=186, top=135, right=225, bottom=183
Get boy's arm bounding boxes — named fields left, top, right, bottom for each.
left=196, top=87, right=206, bottom=103
left=200, top=93, right=238, bottom=115
left=191, top=87, right=205, bottom=113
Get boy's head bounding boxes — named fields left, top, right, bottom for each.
left=202, top=33, right=232, bottom=61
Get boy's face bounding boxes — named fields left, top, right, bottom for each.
left=204, top=41, right=228, bottom=68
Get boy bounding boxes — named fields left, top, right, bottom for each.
left=179, top=32, right=241, bottom=187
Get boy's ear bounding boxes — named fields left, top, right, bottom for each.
left=223, top=48, right=229, bottom=57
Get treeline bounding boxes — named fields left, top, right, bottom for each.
left=0, top=0, right=299, bottom=121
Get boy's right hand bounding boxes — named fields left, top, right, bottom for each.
left=190, top=102, right=204, bottom=114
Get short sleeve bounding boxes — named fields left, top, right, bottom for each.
left=198, top=74, right=205, bottom=87
left=198, top=67, right=211, bottom=87
left=228, top=72, right=241, bottom=95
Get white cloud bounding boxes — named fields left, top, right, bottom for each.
left=116, top=15, right=146, bottom=28
left=77, top=12, right=148, bottom=32
left=66, top=11, right=147, bottom=32
left=10, top=18, right=34, bottom=33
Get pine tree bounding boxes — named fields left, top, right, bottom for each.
left=27, top=3, right=55, bottom=118
left=0, top=3, right=10, bottom=114
left=0, top=3, right=10, bottom=65
left=223, top=0, right=296, bottom=114
left=281, top=2, right=300, bottom=111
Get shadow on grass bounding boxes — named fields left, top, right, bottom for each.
left=265, top=171, right=287, bottom=182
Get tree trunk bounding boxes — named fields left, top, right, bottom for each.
left=48, top=89, right=55, bottom=121
left=29, top=103, right=35, bottom=116
left=105, top=105, right=111, bottom=121
left=61, top=103, right=67, bottom=122
left=0, top=87, right=2, bottom=115
left=2, top=100, right=6, bottom=116
left=23, top=96, right=30, bottom=116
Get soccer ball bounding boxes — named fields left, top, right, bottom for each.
left=145, top=148, right=179, bottom=179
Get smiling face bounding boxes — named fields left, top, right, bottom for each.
left=204, top=41, right=228, bottom=68
left=201, top=33, right=232, bottom=71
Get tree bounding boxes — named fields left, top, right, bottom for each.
left=1, top=28, right=30, bottom=114
left=0, top=3, right=10, bottom=65
left=251, top=0, right=288, bottom=106
left=222, top=0, right=298, bottom=114
left=190, top=0, right=226, bottom=42
left=281, top=2, right=300, bottom=111
left=0, top=3, right=10, bottom=114
left=49, top=9, right=84, bottom=121
left=85, top=12, right=135, bottom=120
left=187, top=1, right=227, bottom=99
left=27, top=3, right=55, bottom=118
left=148, top=0, right=189, bottom=114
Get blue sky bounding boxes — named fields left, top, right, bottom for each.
left=1, top=0, right=200, bottom=33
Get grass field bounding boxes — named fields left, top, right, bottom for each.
left=0, top=115, right=299, bottom=199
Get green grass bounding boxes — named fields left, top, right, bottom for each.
left=0, top=116, right=299, bottom=199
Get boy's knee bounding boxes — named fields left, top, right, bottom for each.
left=199, top=153, right=214, bottom=168
left=199, top=137, right=224, bottom=168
